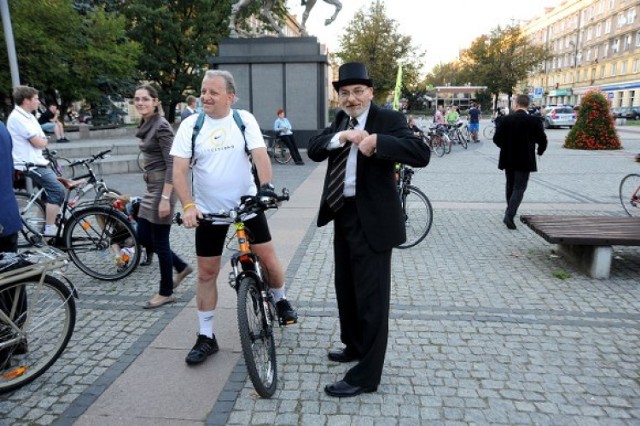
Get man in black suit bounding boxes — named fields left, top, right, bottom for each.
left=308, top=62, right=430, bottom=397
left=493, top=94, right=548, bottom=230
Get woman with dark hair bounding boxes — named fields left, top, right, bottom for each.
left=273, top=108, right=305, bottom=165
left=134, top=84, right=192, bottom=308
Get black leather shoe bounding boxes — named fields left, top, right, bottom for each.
left=503, top=216, right=517, bottom=230
left=327, top=348, right=359, bottom=363
left=324, top=380, right=377, bottom=398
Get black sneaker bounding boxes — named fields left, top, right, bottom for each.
left=185, top=334, right=219, bottom=365
left=275, top=299, right=298, bottom=325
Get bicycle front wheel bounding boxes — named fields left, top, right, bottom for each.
left=14, top=192, right=46, bottom=247
left=64, top=206, right=141, bottom=280
left=432, top=135, right=445, bottom=157
left=444, top=137, right=452, bottom=154
left=237, top=276, right=277, bottom=398
left=273, top=139, right=292, bottom=164
left=398, top=185, right=433, bottom=249
left=619, top=173, right=640, bottom=217
left=0, top=275, right=76, bottom=394
left=483, top=125, right=495, bottom=139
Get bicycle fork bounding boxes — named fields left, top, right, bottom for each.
left=228, top=223, right=274, bottom=328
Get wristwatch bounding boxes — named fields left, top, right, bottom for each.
left=260, top=182, right=275, bottom=191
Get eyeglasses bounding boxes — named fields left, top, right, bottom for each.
left=338, top=87, right=370, bottom=99
left=134, top=96, right=153, bottom=102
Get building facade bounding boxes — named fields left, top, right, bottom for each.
left=523, top=0, right=640, bottom=108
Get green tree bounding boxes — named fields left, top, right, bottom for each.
left=458, top=26, right=548, bottom=109
left=121, top=0, right=238, bottom=122
left=335, top=0, right=424, bottom=104
left=564, top=90, right=621, bottom=150
left=0, top=0, right=139, bottom=118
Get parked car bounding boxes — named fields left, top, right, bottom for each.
left=612, top=106, right=640, bottom=120
left=542, top=106, right=576, bottom=129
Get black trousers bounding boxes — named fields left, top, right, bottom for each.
left=333, top=198, right=391, bottom=388
left=504, top=169, right=530, bottom=220
left=279, top=134, right=304, bottom=164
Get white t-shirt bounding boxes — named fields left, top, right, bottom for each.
left=8, top=106, right=48, bottom=169
left=170, top=109, right=265, bottom=215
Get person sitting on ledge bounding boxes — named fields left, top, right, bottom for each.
left=38, top=104, right=69, bottom=142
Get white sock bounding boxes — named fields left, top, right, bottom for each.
left=271, top=284, right=286, bottom=302
left=198, top=311, right=214, bottom=338
left=44, top=224, right=57, bottom=236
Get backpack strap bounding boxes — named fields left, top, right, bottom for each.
left=190, top=111, right=206, bottom=168
left=232, top=109, right=251, bottom=156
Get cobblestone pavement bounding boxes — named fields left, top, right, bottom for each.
left=1, top=127, right=640, bottom=425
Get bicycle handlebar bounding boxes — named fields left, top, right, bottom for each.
left=69, top=149, right=112, bottom=167
left=174, top=189, right=290, bottom=226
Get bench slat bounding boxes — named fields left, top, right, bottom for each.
left=520, top=215, right=640, bottom=246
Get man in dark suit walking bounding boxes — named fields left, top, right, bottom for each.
left=493, top=94, right=548, bottom=230
left=308, top=62, right=430, bottom=397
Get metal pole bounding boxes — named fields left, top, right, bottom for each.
left=1, top=0, right=20, bottom=87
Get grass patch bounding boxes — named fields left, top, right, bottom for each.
left=552, top=270, right=571, bottom=280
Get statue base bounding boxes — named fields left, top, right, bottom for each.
left=209, top=37, right=329, bottom=148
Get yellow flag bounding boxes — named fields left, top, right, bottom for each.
left=392, top=64, right=403, bottom=111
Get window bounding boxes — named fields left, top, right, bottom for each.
left=624, top=34, right=632, bottom=50
left=636, top=31, right=640, bottom=46
left=628, top=8, right=636, bottom=24
left=609, top=0, right=615, bottom=10
left=588, top=26, right=594, bottom=40
left=611, top=62, right=617, bottom=76
left=621, top=60, right=627, bottom=75
left=603, top=42, right=609, bottom=57
left=605, top=18, right=612, bottom=33
left=591, top=68, right=597, bottom=80
left=587, top=47, right=593, bottom=61
left=598, top=0, right=604, bottom=14
left=612, top=38, right=620, bottom=53
left=617, top=13, right=626, bottom=28
left=596, top=23, right=602, bottom=37
left=600, top=65, right=606, bottom=78
left=634, top=58, right=640, bottom=73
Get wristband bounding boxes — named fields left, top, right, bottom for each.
left=183, top=202, right=195, bottom=212
left=161, top=194, right=170, bottom=200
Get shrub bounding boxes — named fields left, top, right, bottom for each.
left=564, top=90, right=621, bottom=150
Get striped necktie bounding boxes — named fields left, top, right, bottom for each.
left=326, top=117, right=358, bottom=212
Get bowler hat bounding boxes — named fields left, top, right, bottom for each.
left=332, top=62, right=373, bottom=91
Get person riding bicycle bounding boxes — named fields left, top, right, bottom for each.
left=171, top=70, right=298, bottom=366
left=8, top=86, right=65, bottom=237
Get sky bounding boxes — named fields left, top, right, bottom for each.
left=286, top=0, right=559, bottom=73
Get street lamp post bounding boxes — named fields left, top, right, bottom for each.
left=0, top=0, right=20, bottom=87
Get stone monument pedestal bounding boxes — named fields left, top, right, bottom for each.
left=209, top=37, right=329, bottom=148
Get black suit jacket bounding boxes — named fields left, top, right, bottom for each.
left=493, top=109, right=548, bottom=171
left=308, top=103, right=430, bottom=252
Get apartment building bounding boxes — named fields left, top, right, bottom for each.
left=523, top=0, right=640, bottom=108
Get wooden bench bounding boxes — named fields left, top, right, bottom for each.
left=520, top=215, right=640, bottom=279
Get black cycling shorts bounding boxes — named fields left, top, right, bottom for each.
left=195, top=211, right=272, bottom=257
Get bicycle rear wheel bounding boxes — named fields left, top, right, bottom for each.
left=398, top=185, right=433, bottom=249
left=432, top=135, right=445, bottom=157
left=237, top=276, right=277, bottom=398
left=64, top=206, right=140, bottom=280
left=483, top=125, right=495, bottom=139
left=457, top=129, right=468, bottom=149
left=273, top=139, right=292, bottom=164
left=444, top=136, right=452, bottom=154
left=0, top=275, right=76, bottom=394
left=14, top=192, right=46, bottom=247
left=619, top=173, right=640, bottom=217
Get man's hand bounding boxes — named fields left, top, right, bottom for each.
left=340, top=129, right=369, bottom=145
left=257, top=182, right=277, bottom=198
left=356, top=134, right=377, bottom=157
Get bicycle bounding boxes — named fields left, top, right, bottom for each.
left=43, top=148, right=75, bottom=179
left=262, top=133, right=292, bottom=164
left=619, top=173, right=640, bottom=217
left=483, top=122, right=496, bottom=139
left=395, top=164, right=433, bottom=249
left=0, top=246, right=77, bottom=394
left=175, top=190, right=290, bottom=398
left=14, top=154, right=140, bottom=281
